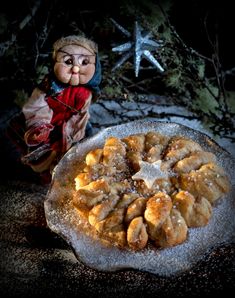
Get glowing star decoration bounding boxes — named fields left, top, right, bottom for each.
left=132, top=160, right=169, bottom=189
left=111, top=18, right=164, bottom=77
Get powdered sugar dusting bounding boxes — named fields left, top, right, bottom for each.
left=44, top=120, right=235, bottom=276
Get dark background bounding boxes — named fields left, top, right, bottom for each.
left=0, top=0, right=234, bottom=180
left=0, top=0, right=234, bottom=104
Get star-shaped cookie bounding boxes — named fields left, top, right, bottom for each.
left=132, top=160, right=169, bottom=188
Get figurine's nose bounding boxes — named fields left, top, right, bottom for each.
left=72, top=65, right=80, bottom=73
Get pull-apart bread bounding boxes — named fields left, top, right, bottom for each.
left=73, top=132, right=230, bottom=250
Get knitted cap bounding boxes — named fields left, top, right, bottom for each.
left=52, top=35, right=98, bottom=59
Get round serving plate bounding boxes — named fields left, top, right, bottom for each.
left=44, top=120, right=235, bottom=276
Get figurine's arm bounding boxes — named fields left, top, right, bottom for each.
left=23, top=87, right=53, bottom=127
left=63, top=92, right=92, bottom=151
left=22, top=88, right=54, bottom=147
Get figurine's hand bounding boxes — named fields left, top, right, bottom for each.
left=24, top=123, right=54, bottom=146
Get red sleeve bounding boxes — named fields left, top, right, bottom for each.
left=47, top=86, right=91, bottom=125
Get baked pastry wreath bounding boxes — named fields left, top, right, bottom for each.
left=73, top=132, right=230, bottom=250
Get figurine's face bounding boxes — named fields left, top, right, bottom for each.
left=54, top=44, right=96, bottom=86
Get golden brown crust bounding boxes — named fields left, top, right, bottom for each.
left=122, top=133, right=145, bottom=152
left=178, top=162, right=230, bottom=203
left=145, top=132, right=169, bottom=163
left=73, top=133, right=230, bottom=250
left=95, top=208, right=125, bottom=233
left=127, top=216, right=148, bottom=250
left=85, top=148, right=103, bottom=166
left=163, top=136, right=203, bottom=168
left=154, top=209, right=188, bottom=248
left=144, top=192, right=172, bottom=239
left=173, top=151, right=216, bottom=174
left=103, top=137, right=126, bottom=170
left=126, top=151, right=142, bottom=172
left=173, top=191, right=212, bottom=227
left=125, top=197, right=147, bottom=224
left=75, top=172, right=92, bottom=189
left=88, top=193, right=120, bottom=226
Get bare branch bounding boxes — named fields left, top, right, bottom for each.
left=157, top=2, right=213, bottom=63
left=19, top=1, right=41, bottom=30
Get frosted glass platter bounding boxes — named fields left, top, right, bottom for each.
left=44, top=120, right=235, bottom=276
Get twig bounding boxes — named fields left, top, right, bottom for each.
left=19, top=1, right=41, bottom=30
left=157, top=2, right=213, bottom=63
left=203, top=12, right=229, bottom=113
left=0, top=1, right=42, bottom=57
left=121, top=76, right=150, bottom=93
left=224, top=67, right=235, bottom=76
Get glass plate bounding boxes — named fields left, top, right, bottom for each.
left=44, top=120, right=235, bottom=276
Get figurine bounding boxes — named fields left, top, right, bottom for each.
left=8, top=35, right=101, bottom=182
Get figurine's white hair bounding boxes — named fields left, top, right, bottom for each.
left=52, top=35, right=98, bottom=59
